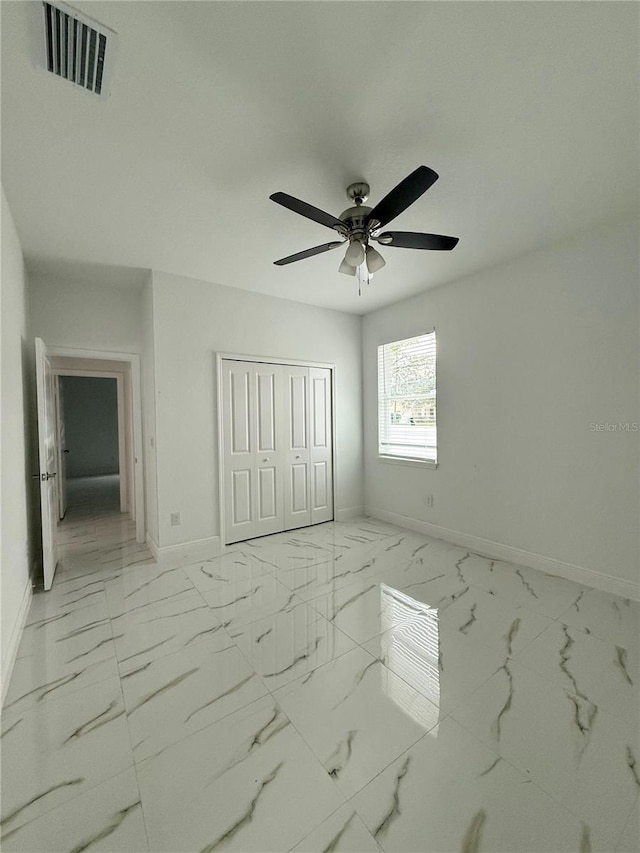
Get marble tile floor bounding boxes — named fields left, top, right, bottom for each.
left=2, top=494, right=639, bottom=852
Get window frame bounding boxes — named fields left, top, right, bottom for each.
left=377, top=330, right=438, bottom=468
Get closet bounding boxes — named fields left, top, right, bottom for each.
left=220, top=359, right=333, bottom=545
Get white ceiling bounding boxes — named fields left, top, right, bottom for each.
left=2, top=1, right=638, bottom=314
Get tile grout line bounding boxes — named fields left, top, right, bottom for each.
left=5, top=506, right=636, bottom=851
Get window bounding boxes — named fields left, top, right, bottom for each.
left=378, top=331, right=437, bottom=464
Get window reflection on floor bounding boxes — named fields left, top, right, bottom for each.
left=379, top=583, right=440, bottom=732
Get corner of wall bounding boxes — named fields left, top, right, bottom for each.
left=1, top=186, right=35, bottom=695
left=140, top=274, right=159, bottom=545
left=366, top=505, right=640, bottom=602
left=1, top=580, right=32, bottom=705
left=21, top=326, right=40, bottom=588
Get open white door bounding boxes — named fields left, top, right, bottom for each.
left=54, top=375, right=68, bottom=519
left=35, top=338, right=59, bottom=590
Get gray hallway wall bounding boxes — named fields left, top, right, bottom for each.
left=61, top=376, right=119, bottom=477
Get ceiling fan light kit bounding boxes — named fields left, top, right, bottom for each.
left=338, top=256, right=357, bottom=276
left=344, top=237, right=366, bottom=267
left=366, top=244, right=386, bottom=273
left=270, top=165, right=459, bottom=294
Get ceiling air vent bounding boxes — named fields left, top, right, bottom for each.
left=38, top=1, right=118, bottom=97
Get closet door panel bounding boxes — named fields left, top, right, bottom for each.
left=290, top=464, right=309, bottom=513
left=309, top=368, right=333, bottom=524
left=230, top=368, right=252, bottom=454
left=231, top=469, right=252, bottom=525
left=288, top=374, right=308, bottom=450
left=254, top=364, right=284, bottom=537
left=312, top=461, right=329, bottom=511
left=222, top=361, right=256, bottom=544
left=312, top=374, right=328, bottom=448
left=256, top=370, right=277, bottom=454
left=283, top=366, right=311, bottom=529
left=257, top=466, right=278, bottom=520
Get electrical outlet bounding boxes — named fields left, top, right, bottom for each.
left=170, top=512, right=181, bottom=526
left=424, top=494, right=434, bottom=509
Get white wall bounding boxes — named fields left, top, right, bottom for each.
left=140, top=277, right=159, bottom=544
left=151, top=271, right=363, bottom=548
left=29, top=274, right=149, bottom=531
left=1, top=188, right=33, bottom=697
left=363, top=216, right=639, bottom=595
left=28, top=274, right=142, bottom=353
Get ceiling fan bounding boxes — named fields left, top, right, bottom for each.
left=269, top=166, right=459, bottom=291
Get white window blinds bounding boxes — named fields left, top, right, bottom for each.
left=378, top=331, right=437, bottom=462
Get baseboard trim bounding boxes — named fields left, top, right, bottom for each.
left=2, top=579, right=33, bottom=706
left=365, top=506, right=640, bottom=602
left=335, top=506, right=365, bottom=522
left=149, top=534, right=222, bottom=565
left=146, top=534, right=160, bottom=562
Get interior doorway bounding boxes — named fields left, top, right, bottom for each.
left=49, top=349, right=145, bottom=545
left=54, top=371, right=128, bottom=519
left=34, top=342, right=145, bottom=591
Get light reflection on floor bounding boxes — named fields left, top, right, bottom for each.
left=2, top=481, right=638, bottom=852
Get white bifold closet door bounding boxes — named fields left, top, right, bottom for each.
left=222, top=360, right=333, bottom=545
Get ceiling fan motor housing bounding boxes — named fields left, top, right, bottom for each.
left=339, top=205, right=372, bottom=238
left=342, top=182, right=376, bottom=240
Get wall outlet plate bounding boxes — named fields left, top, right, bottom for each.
left=170, top=512, right=181, bottom=526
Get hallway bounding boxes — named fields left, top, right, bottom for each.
left=57, top=475, right=151, bottom=577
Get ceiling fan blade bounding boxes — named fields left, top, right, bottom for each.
left=274, top=241, right=344, bottom=266
left=366, top=166, right=439, bottom=230
left=270, top=192, right=346, bottom=233
left=376, top=231, right=459, bottom=250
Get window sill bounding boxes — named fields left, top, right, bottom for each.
left=378, top=455, right=438, bottom=469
